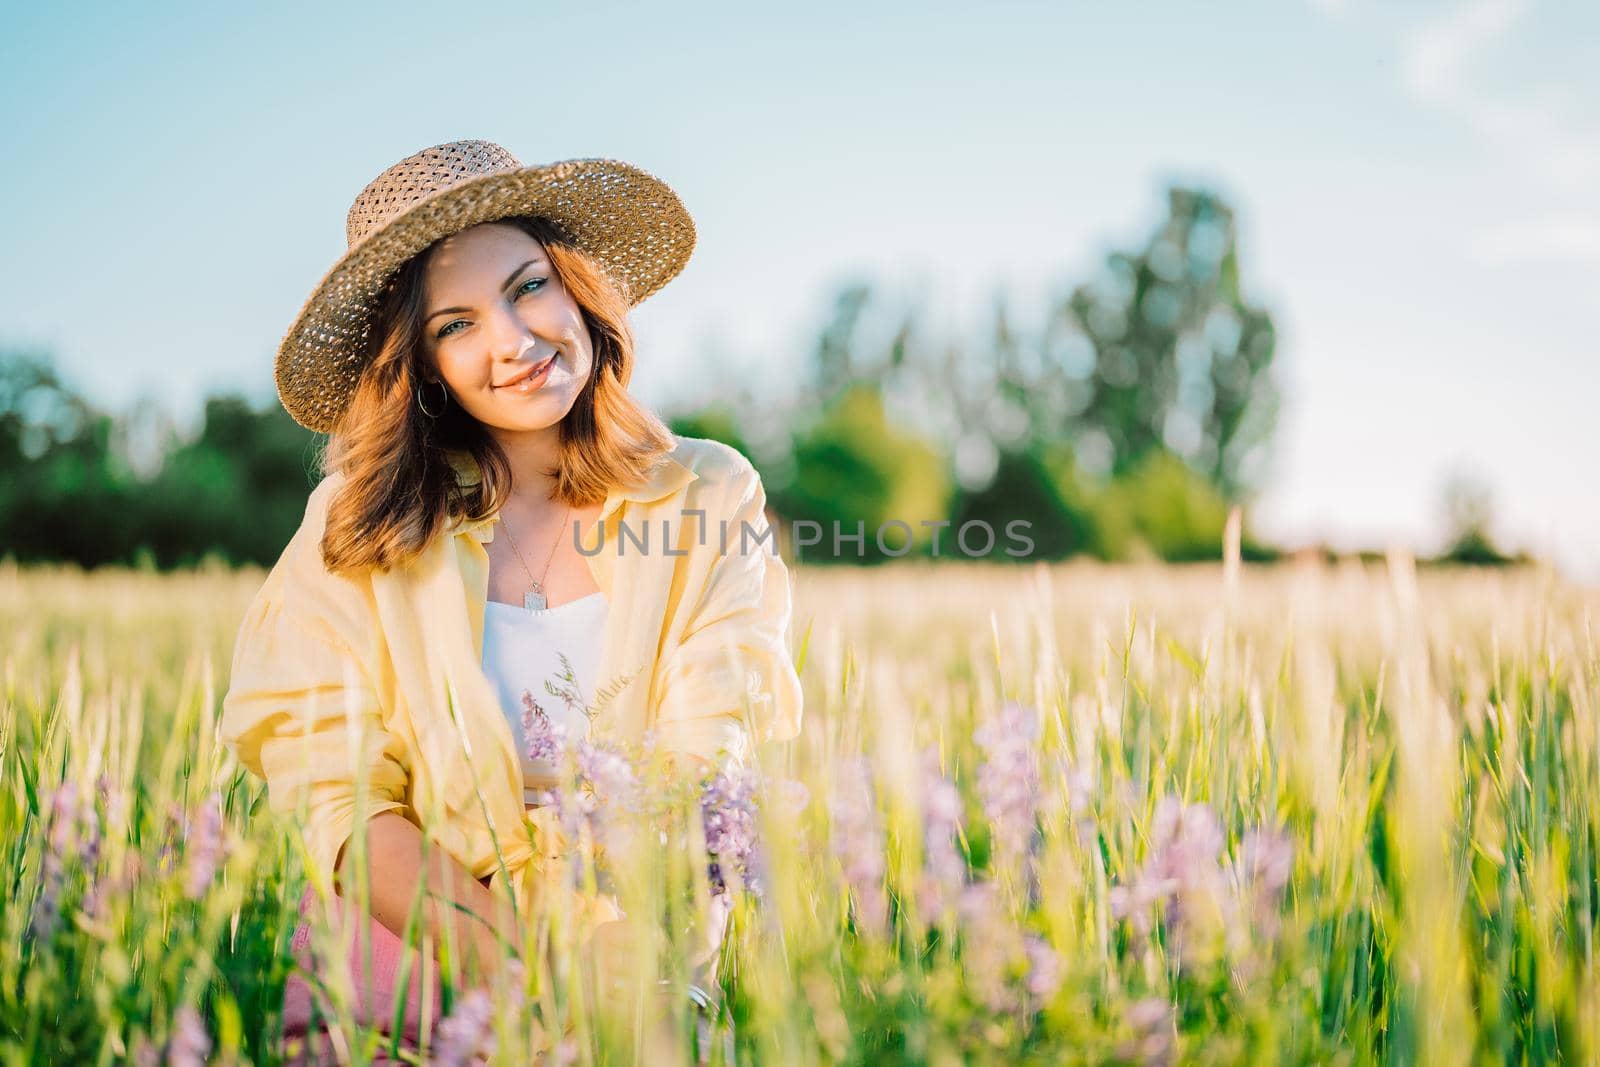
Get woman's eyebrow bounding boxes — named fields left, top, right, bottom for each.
left=424, top=259, right=545, bottom=323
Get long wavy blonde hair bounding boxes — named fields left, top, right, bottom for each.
left=317, top=215, right=677, bottom=575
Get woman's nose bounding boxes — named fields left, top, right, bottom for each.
left=484, top=299, right=538, bottom=362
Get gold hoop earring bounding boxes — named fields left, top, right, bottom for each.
left=416, top=378, right=449, bottom=418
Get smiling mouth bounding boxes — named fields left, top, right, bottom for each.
left=496, top=353, right=557, bottom=389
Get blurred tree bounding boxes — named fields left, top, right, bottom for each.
left=766, top=381, right=947, bottom=563
left=2, top=184, right=1297, bottom=571
left=138, top=395, right=321, bottom=567
left=1094, top=448, right=1234, bottom=562
left=0, top=348, right=322, bottom=568
left=810, top=282, right=875, bottom=411
left=0, top=351, right=139, bottom=566
left=666, top=406, right=752, bottom=465
left=945, top=442, right=1097, bottom=561
left=1043, top=187, right=1279, bottom=502
left=1436, top=471, right=1516, bottom=565
left=0, top=350, right=94, bottom=464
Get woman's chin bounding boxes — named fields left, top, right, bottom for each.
left=477, top=408, right=572, bottom=435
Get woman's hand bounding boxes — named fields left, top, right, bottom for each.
left=342, top=813, right=526, bottom=988
left=467, top=910, right=524, bottom=988
left=591, top=915, right=635, bottom=978
left=659, top=749, right=714, bottom=783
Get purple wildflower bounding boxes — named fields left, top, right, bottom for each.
left=829, top=757, right=887, bottom=935
left=129, top=1033, right=160, bottom=1067
left=572, top=738, right=641, bottom=858
left=1149, top=797, right=1226, bottom=876
left=1229, top=826, right=1294, bottom=948
left=1150, top=799, right=1231, bottom=969
left=575, top=740, right=638, bottom=814
left=1234, top=827, right=1293, bottom=899
left=1109, top=795, right=1243, bottom=971
left=520, top=691, right=568, bottom=763
left=918, top=748, right=967, bottom=926
left=701, top=764, right=761, bottom=897
left=155, top=801, right=186, bottom=878
left=636, top=728, right=662, bottom=774
left=956, top=882, right=1019, bottom=1013
left=433, top=987, right=496, bottom=1067
left=1118, top=997, right=1177, bottom=1066
left=1107, top=875, right=1174, bottom=939
left=82, top=877, right=112, bottom=924
left=88, top=850, right=148, bottom=925
left=775, top=777, right=811, bottom=815
left=167, top=1005, right=212, bottom=1067
left=974, top=701, right=1041, bottom=878
left=184, top=791, right=225, bottom=901
left=1046, top=757, right=1099, bottom=850
left=30, top=783, right=100, bottom=941
left=1023, top=933, right=1062, bottom=1003
left=96, top=773, right=129, bottom=835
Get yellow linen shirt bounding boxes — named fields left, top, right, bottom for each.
left=218, top=434, right=804, bottom=908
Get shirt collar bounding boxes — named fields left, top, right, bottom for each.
left=443, top=447, right=699, bottom=543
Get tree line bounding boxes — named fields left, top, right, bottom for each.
left=0, top=185, right=1519, bottom=570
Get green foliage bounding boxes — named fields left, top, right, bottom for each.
left=5, top=562, right=1594, bottom=1062
left=766, top=382, right=948, bottom=563
left=0, top=184, right=1515, bottom=572
left=677, top=184, right=1287, bottom=566
left=1056, top=188, right=1279, bottom=499
left=1093, top=448, right=1234, bottom=562
left=138, top=395, right=322, bottom=567
left=666, top=407, right=752, bottom=465
left=0, top=350, right=320, bottom=568
left=946, top=445, right=1097, bottom=561
left=1437, top=472, right=1522, bottom=566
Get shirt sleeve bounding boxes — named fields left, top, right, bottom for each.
left=653, top=460, right=805, bottom=769
left=218, top=578, right=411, bottom=893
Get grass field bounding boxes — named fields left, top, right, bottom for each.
left=3, top=555, right=1597, bottom=1065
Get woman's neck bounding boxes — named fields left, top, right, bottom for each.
left=490, top=426, right=562, bottom=506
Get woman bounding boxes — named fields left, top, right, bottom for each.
left=218, top=140, right=804, bottom=1060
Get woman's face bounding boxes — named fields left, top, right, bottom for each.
left=420, top=222, right=593, bottom=434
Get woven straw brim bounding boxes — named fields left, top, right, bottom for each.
left=275, top=158, right=695, bottom=433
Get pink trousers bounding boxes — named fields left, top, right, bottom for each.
left=280, top=884, right=447, bottom=1065
left=278, top=877, right=721, bottom=1063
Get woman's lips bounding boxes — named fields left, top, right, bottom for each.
left=496, top=353, right=557, bottom=389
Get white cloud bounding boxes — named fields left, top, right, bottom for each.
left=1402, top=0, right=1529, bottom=104
left=1401, top=0, right=1599, bottom=186
left=1392, top=0, right=1600, bottom=263
left=1469, top=216, right=1600, bottom=265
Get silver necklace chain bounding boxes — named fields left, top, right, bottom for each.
left=498, top=502, right=572, bottom=612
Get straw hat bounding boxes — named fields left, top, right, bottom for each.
left=275, top=139, right=697, bottom=433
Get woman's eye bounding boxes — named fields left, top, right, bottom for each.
left=434, top=279, right=543, bottom=339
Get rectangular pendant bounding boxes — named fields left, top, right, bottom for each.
left=523, top=590, right=547, bottom=612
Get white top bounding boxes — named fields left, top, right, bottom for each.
left=480, top=592, right=610, bottom=804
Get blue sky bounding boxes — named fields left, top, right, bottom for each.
left=2, top=0, right=1595, bottom=580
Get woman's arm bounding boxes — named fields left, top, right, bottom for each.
left=653, top=458, right=805, bottom=768
left=336, top=812, right=521, bottom=983
left=219, top=566, right=521, bottom=981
